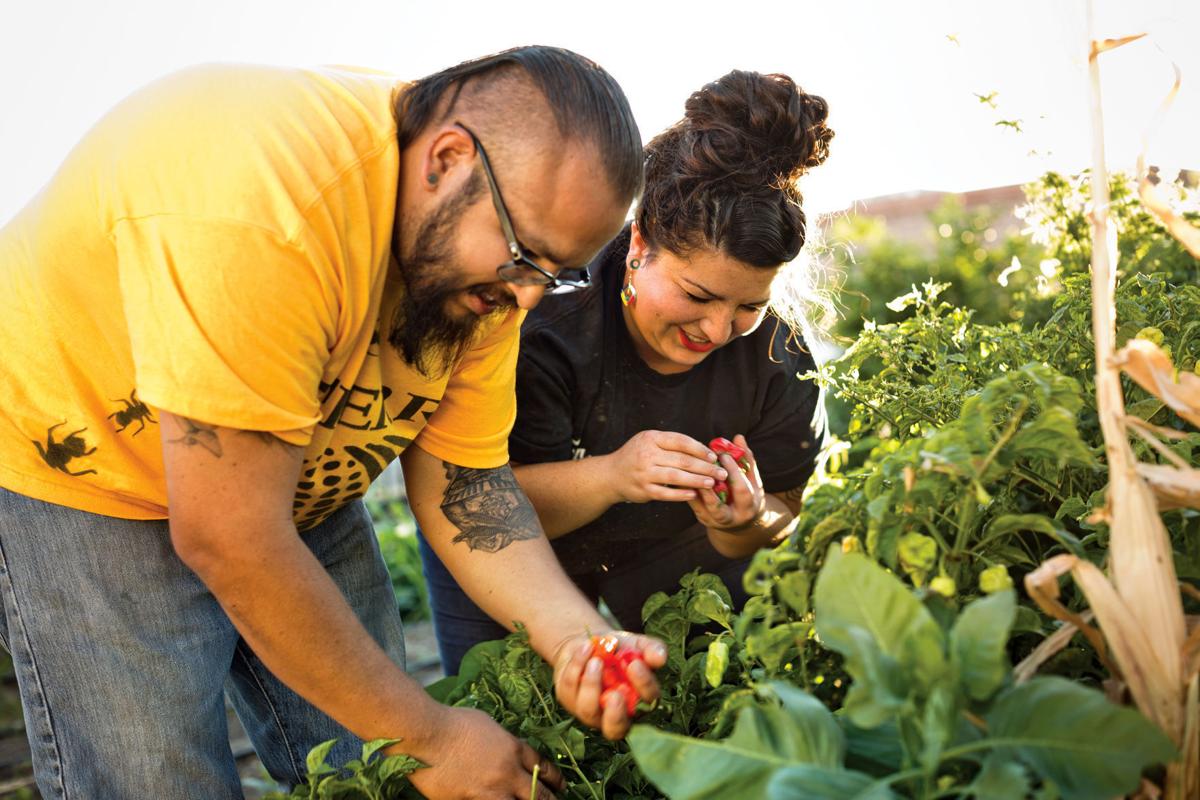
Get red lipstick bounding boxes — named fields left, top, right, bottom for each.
left=678, top=328, right=715, bottom=353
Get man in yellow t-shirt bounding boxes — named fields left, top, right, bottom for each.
left=0, top=46, right=665, bottom=799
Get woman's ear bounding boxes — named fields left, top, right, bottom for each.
left=628, top=221, right=651, bottom=266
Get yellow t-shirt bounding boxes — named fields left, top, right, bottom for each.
left=0, top=63, right=522, bottom=530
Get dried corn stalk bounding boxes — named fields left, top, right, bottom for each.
left=1023, top=5, right=1198, bottom=797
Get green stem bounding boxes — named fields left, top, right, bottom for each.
left=557, top=736, right=601, bottom=800
left=975, top=399, right=1029, bottom=478
left=953, top=491, right=975, bottom=555
left=1013, top=465, right=1066, bottom=502
left=939, top=739, right=995, bottom=762
left=529, top=678, right=558, bottom=721
left=872, top=766, right=930, bottom=793
left=919, top=518, right=953, bottom=553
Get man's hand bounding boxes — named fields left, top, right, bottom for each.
left=552, top=632, right=667, bottom=740
left=408, top=707, right=564, bottom=800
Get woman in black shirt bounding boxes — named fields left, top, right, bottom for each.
left=420, top=70, right=833, bottom=675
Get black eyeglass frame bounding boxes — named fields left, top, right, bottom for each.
left=455, top=122, right=591, bottom=295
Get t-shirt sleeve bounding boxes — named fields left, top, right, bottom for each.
left=748, top=349, right=826, bottom=495
left=508, top=327, right=576, bottom=464
left=113, top=215, right=336, bottom=446
left=413, top=309, right=524, bottom=469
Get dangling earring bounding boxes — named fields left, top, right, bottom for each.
left=621, top=259, right=641, bottom=307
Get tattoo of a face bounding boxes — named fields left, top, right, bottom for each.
left=168, top=417, right=223, bottom=457
left=440, top=462, right=541, bottom=552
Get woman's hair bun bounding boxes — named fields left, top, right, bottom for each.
left=637, top=69, right=833, bottom=271
left=681, top=70, right=833, bottom=187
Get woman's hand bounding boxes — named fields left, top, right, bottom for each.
left=688, top=434, right=766, bottom=531
left=552, top=632, right=667, bottom=740
left=606, top=430, right=726, bottom=504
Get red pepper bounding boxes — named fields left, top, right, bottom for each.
left=709, top=438, right=750, bottom=504
left=590, top=634, right=643, bottom=715
left=709, top=437, right=750, bottom=473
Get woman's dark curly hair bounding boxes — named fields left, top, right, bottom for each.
left=636, top=70, right=835, bottom=332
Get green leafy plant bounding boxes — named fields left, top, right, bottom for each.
left=262, top=738, right=423, bottom=800
left=628, top=548, right=1177, bottom=800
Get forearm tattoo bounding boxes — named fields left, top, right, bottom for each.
left=781, top=486, right=806, bottom=503
left=780, top=485, right=807, bottom=513
left=440, top=462, right=541, bottom=552
left=168, top=417, right=223, bottom=457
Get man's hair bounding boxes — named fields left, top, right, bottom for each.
left=395, top=45, right=643, bottom=201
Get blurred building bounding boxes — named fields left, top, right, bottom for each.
left=840, top=184, right=1026, bottom=247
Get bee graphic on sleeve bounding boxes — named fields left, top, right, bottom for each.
left=34, top=422, right=98, bottom=477
left=108, top=389, right=157, bottom=436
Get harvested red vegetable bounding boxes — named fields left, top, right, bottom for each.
left=590, top=634, right=643, bottom=715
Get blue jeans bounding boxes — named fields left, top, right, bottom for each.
left=418, top=525, right=751, bottom=676
left=0, top=487, right=405, bottom=799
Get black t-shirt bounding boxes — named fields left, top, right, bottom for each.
left=510, top=228, right=824, bottom=576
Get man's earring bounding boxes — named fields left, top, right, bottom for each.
left=427, top=173, right=439, bottom=185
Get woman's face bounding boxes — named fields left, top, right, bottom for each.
left=622, top=223, right=779, bottom=374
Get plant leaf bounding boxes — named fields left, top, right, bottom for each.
left=766, top=765, right=900, bottom=799
left=629, top=686, right=845, bottom=799
left=359, top=737, right=401, bottom=763
left=985, top=676, right=1178, bottom=800
left=814, top=547, right=947, bottom=726
left=951, top=590, right=1016, bottom=700
left=305, top=738, right=338, bottom=777
left=966, top=752, right=1029, bottom=800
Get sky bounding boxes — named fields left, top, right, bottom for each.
left=0, top=0, right=1197, bottom=226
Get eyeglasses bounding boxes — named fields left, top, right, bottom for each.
left=456, top=122, right=591, bottom=296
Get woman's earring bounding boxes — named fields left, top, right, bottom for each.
left=620, top=282, right=637, bottom=306
left=621, top=259, right=641, bottom=307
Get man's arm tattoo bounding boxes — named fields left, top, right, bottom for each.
left=440, top=461, right=542, bottom=552
left=242, top=430, right=292, bottom=449
left=168, top=417, right=223, bottom=457
left=779, top=485, right=807, bottom=514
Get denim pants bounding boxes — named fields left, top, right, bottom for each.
left=418, top=524, right=751, bottom=676
left=0, top=487, right=405, bottom=799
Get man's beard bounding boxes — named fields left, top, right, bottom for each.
left=389, top=172, right=490, bottom=379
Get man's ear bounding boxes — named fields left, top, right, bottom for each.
left=420, top=125, right=476, bottom=193
left=628, top=221, right=651, bottom=265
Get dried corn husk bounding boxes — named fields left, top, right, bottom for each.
left=1025, top=555, right=1182, bottom=736
left=1113, top=340, right=1200, bottom=429
left=1020, top=9, right=1199, bottom=796
left=1013, top=610, right=1095, bottom=684
left=1136, top=463, right=1200, bottom=511
left=1135, top=53, right=1200, bottom=260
